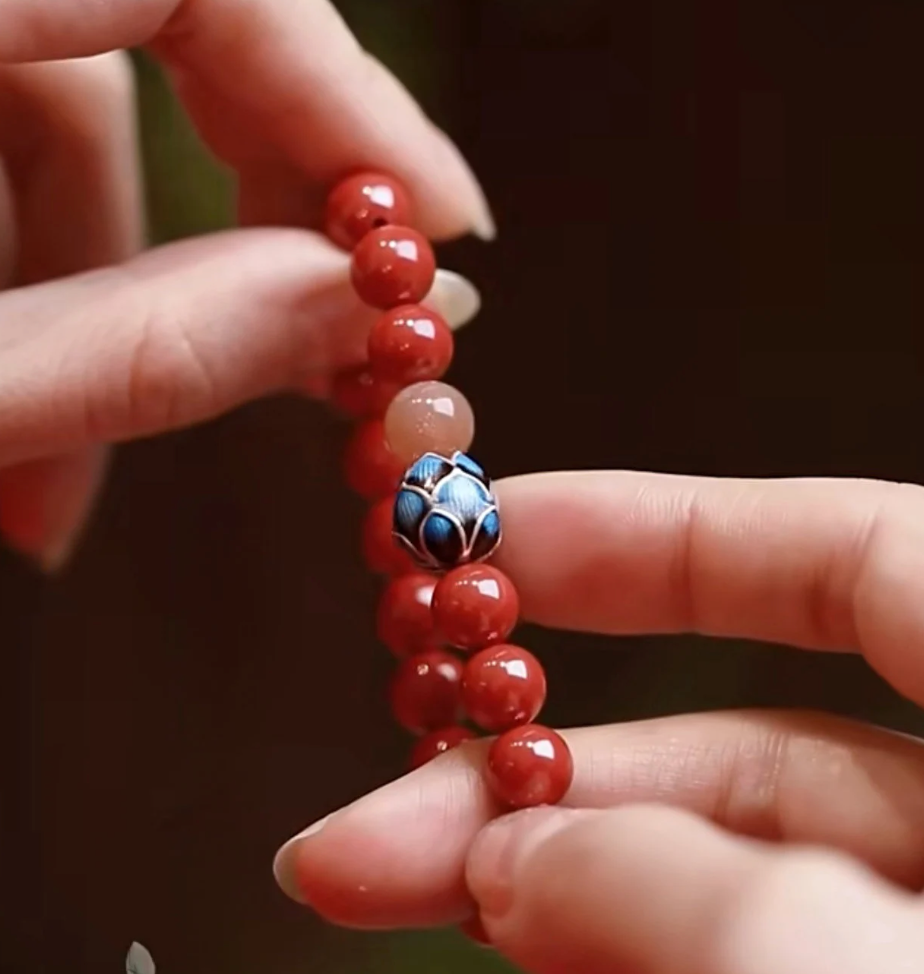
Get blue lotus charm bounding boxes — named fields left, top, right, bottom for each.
left=393, top=451, right=502, bottom=571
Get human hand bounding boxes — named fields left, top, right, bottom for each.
left=0, top=0, right=490, bottom=570
left=275, top=472, right=924, bottom=973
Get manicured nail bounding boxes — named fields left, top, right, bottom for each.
left=426, top=269, right=481, bottom=330
left=466, top=807, right=588, bottom=919
left=273, top=814, right=332, bottom=904
left=434, top=129, right=497, bottom=241
left=469, top=195, right=497, bottom=242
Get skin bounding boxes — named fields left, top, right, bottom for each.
left=276, top=474, right=924, bottom=972
left=7, top=5, right=924, bottom=972
left=0, top=0, right=492, bottom=568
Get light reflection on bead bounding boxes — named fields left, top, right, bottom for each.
left=384, top=380, right=474, bottom=465
left=389, top=649, right=463, bottom=734
left=392, top=451, right=501, bottom=572
left=376, top=572, right=440, bottom=657
left=325, top=172, right=412, bottom=250
left=331, top=365, right=402, bottom=419
left=368, top=304, right=454, bottom=384
left=432, top=564, right=519, bottom=650
left=461, top=644, right=546, bottom=732
left=351, top=226, right=435, bottom=309
left=486, top=724, right=573, bottom=809
left=409, top=725, right=476, bottom=769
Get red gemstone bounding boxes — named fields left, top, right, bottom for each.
left=432, top=565, right=520, bottom=651
left=368, top=304, right=454, bottom=384
left=390, top=650, right=464, bottom=734
left=351, top=226, right=436, bottom=310
left=325, top=172, right=412, bottom=251
left=331, top=365, right=402, bottom=419
left=462, top=644, right=546, bottom=733
left=409, top=725, right=476, bottom=769
left=343, top=419, right=405, bottom=499
left=362, top=495, right=416, bottom=575
left=486, top=724, right=573, bottom=809
left=376, top=572, right=440, bottom=657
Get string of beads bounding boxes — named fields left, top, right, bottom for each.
left=324, top=172, right=573, bottom=810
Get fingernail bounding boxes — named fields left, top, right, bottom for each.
left=469, top=196, right=497, bottom=242
left=426, top=269, right=481, bottom=330
left=434, top=129, right=497, bottom=241
left=273, top=814, right=332, bottom=904
left=466, top=807, right=586, bottom=919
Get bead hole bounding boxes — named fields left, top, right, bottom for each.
left=371, top=217, right=388, bottom=228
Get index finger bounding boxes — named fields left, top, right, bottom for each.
left=493, top=472, right=924, bottom=705
left=0, top=0, right=492, bottom=241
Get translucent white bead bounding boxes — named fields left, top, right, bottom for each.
left=384, top=381, right=475, bottom=465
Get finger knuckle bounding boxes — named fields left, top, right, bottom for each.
left=712, top=725, right=790, bottom=836
left=86, top=292, right=218, bottom=440
left=130, top=315, right=217, bottom=435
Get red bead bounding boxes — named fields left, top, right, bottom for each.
left=325, top=172, right=412, bottom=251
left=368, top=304, right=454, bottom=384
left=362, top=495, right=416, bottom=575
left=409, top=725, right=476, bottom=770
left=461, top=644, right=546, bottom=733
left=376, top=572, right=440, bottom=657
left=351, top=226, right=436, bottom=310
left=432, top=565, right=520, bottom=651
left=331, top=365, right=401, bottom=419
left=486, top=724, right=573, bottom=809
left=343, top=419, right=405, bottom=499
left=390, top=650, right=464, bottom=734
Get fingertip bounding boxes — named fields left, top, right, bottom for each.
left=430, top=128, right=495, bottom=242
left=277, top=747, right=494, bottom=928
left=384, top=121, right=494, bottom=244
left=273, top=815, right=331, bottom=905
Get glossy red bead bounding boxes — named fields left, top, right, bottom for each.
left=343, top=419, right=405, bottom=499
left=462, top=644, right=546, bottom=733
left=390, top=649, right=464, bottom=734
left=408, top=725, right=476, bottom=770
left=486, top=724, right=573, bottom=809
left=376, top=572, right=440, bottom=657
left=368, top=304, right=454, bottom=384
left=362, top=495, right=416, bottom=575
left=325, top=172, right=412, bottom=251
left=331, top=365, right=402, bottom=419
left=351, top=226, right=436, bottom=310
left=432, top=564, right=520, bottom=651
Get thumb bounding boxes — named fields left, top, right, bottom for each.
left=0, top=228, right=477, bottom=467
left=465, top=803, right=924, bottom=974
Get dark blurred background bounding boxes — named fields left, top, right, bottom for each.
left=3, top=0, right=924, bottom=971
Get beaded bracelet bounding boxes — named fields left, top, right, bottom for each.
left=324, top=172, right=573, bottom=810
